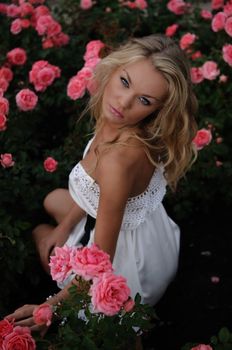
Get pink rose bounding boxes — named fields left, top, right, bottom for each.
left=33, top=304, right=53, bottom=326
left=211, top=12, right=226, bottom=32
left=190, top=67, right=204, bottom=84
left=21, top=19, right=31, bottom=29
left=67, top=75, right=86, bottom=100
left=84, top=56, right=101, bottom=69
left=215, top=160, right=223, bottom=167
left=49, top=245, right=74, bottom=282
left=211, top=275, right=220, bottom=283
left=222, top=44, right=232, bottom=66
left=123, top=298, right=135, bottom=312
left=29, top=0, right=45, bottom=4
left=0, top=79, right=9, bottom=94
left=193, top=129, right=212, bottom=150
left=51, top=32, right=70, bottom=47
left=135, top=0, right=148, bottom=10
left=70, top=244, right=113, bottom=281
left=191, top=51, right=202, bottom=60
left=223, top=3, right=232, bottom=16
left=90, top=272, right=131, bottom=316
left=0, top=67, right=13, bottom=82
left=216, top=136, right=223, bottom=143
left=211, top=0, right=224, bottom=10
left=2, top=326, right=35, bottom=350
left=7, top=48, right=27, bottom=66
left=225, top=16, right=232, bottom=37
left=200, top=10, right=212, bottom=20
left=84, top=40, right=105, bottom=62
left=0, top=4, right=7, bottom=14
left=80, top=0, right=93, bottom=10
left=43, top=156, right=58, bottom=172
left=167, top=0, right=188, bottom=15
left=20, top=2, right=34, bottom=16
left=191, top=345, right=213, bottom=350
left=180, top=33, right=197, bottom=50
left=202, top=61, right=220, bottom=80
left=0, top=114, right=7, bottom=131
left=0, top=319, right=14, bottom=346
left=165, top=24, right=179, bottom=37
left=0, top=97, right=9, bottom=115
left=16, top=89, right=38, bottom=111
left=219, top=74, right=228, bottom=83
left=29, top=60, right=61, bottom=91
left=0, top=154, right=15, bottom=168
left=6, top=4, right=20, bottom=17
left=42, top=38, right=54, bottom=49
left=10, top=19, right=22, bottom=35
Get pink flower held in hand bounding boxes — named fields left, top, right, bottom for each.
left=165, top=24, right=179, bottom=37
left=0, top=319, right=14, bottom=346
left=202, top=61, right=220, bottom=80
left=2, top=326, right=35, bottom=350
left=33, top=304, right=53, bottom=326
left=16, top=89, right=38, bottom=111
left=193, top=129, right=212, bottom=150
left=0, top=114, right=7, bottom=131
left=7, top=48, right=27, bottom=66
left=70, top=243, right=113, bottom=281
left=0, top=153, right=15, bottom=168
left=90, top=272, right=131, bottom=316
left=80, top=0, right=94, bottom=10
left=43, top=157, right=58, bottom=172
left=49, top=245, right=74, bottom=282
left=222, top=44, right=232, bottom=66
left=191, top=345, right=213, bottom=350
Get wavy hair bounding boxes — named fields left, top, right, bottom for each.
left=86, top=34, right=198, bottom=191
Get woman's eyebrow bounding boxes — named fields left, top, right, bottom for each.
left=122, top=68, right=161, bottom=102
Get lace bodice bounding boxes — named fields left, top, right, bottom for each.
left=69, top=161, right=167, bottom=230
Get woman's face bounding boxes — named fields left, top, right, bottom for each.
left=101, top=58, right=168, bottom=128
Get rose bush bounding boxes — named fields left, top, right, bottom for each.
left=0, top=0, right=232, bottom=348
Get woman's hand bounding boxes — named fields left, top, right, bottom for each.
left=5, top=304, right=48, bottom=336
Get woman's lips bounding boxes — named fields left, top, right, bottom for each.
left=109, top=105, right=124, bottom=119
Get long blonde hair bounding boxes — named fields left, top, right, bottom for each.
left=86, top=34, right=198, bottom=191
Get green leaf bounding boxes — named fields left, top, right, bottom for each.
left=218, top=327, right=231, bottom=344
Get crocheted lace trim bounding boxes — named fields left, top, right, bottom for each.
left=70, top=162, right=166, bottom=230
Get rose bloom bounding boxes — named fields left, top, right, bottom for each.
left=42, top=38, right=54, bottom=49
left=0, top=97, right=9, bottom=115
left=0, top=319, right=14, bottom=346
left=123, top=298, right=135, bottom=312
left=201, top=61, right=220, bottom=80
left=43, top=156, right=58, bottom=172
left=51, top=32, right=70, bottom=47
left=200, top=9, right=212, bottom=20
left=180, top=33, right=197, bottom=50
left=191, top=345, right=213, bottom=350
left=225, top=16, right=232, bottom=37
left=29, top=60, right=61, bottom=91
left=70, top=244, right=113, bottom=281
left=0, top=153, right=15, bottom=168
left=84, top=56, right=101, bottom=69
left=16, top=89, right=38, bottom=111
left=0, top=4, right=7, bottom=14
left=20, top=2, right=34, bottom=16
left=21, top=19, right=31, bottom=29
left=135, top=0, right=148, bottom=10
left=0, top=79, right=9, bottom=93
left=219, top=74, right=228, bottom=83
left=190, top=67, right=204, bottom=84
left=167, top=0, right=188, bottom=15
left=222, top=43, right=232, bottom=66
left=84, top=40, right=105, bottom=62
left=0, top=114, right=7, bottom=131
left=6, top=4, right=20, bottom=17
left=67, top=75, right=86, bottom=100
left=10, top=19, right=22, bottom=35
left=193, top=129, right=212, bottom=150
left=211, top=0, right=224, bottom=10
left=90, top=272, right=131, bottom=316
left=191, top=51, right=202, bottom=60
left=211, top=12, right=226, bottom=32
left=33, top=304, right=53, bottom=326
left=215, top=160, right=223, bottom=167
left=2, top=326, right=35, bottom=350
left=165, top=23, right=179, bottom=37
left=223, top=3, right=232, bottom=16
left=80, top=0, right=93, bottom=10
left=216, top=136, right=223, bottom=143
left=0, top=67, right=13, bottom=82
left=7, top=48, right=27, bottom=66
left=49, top=245, right=74, bottom=282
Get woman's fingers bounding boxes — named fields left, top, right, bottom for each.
left=15, top=316, right=35, bottom=327
left=31, top=324, right=48, bottom=337
left=6, top=304, right=37, bottom=321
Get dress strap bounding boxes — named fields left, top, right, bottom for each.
left=80, top=214, right=96, bottom=245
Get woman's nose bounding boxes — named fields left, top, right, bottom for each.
left=118, top=92, right=133, bottom=109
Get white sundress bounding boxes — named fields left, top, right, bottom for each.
left=59, top=137, right=180, bottom=306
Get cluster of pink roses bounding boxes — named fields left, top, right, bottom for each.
left=29, top=60, right=61, bottom=92
left=0, top=319, right=35, bottom=350
left=67, top=40, right=105, bottom=100
left=0, top=0, right=69, bottom=49
left=49, top=243, right=135, bottom=316
left=120, top=0, right=148, bottom=10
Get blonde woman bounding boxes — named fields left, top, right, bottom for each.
left=7, top=34, right=197, bottom=330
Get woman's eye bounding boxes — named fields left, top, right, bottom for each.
left=120, top=77, right=129, bottom=88
left=139, top=97, right=151, bottom=106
